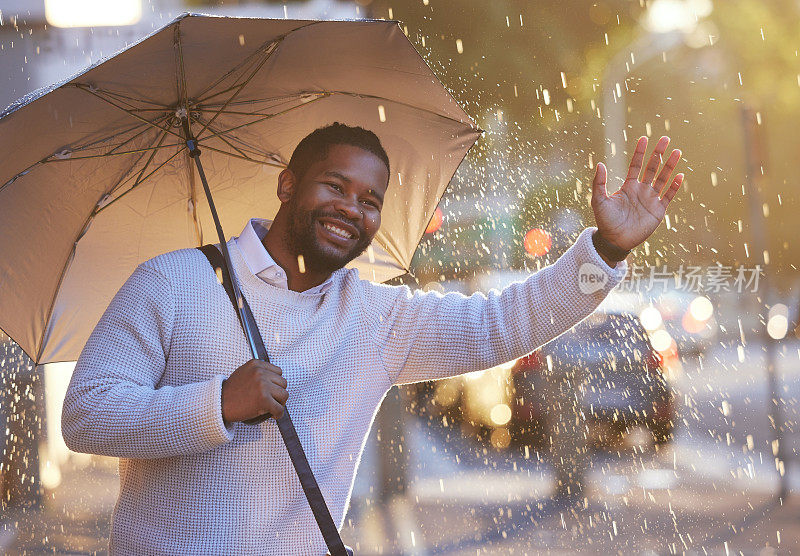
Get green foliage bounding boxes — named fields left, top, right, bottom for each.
left=368, top=0, right=800, bottom=280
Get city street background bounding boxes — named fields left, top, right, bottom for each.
left=2, top=0, right=800, bottom=554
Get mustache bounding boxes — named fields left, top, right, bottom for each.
left=311, top=210, right=364, bottom=237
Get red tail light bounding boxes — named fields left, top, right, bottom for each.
left=645, top=350, right=663, bottom=374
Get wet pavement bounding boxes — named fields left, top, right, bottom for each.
left=2, top=339, right=799, bottom=554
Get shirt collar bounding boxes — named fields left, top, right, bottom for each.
left=235, top=217, right=334, bottom=294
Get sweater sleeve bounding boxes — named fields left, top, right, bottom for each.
left=61, top=263, right=235, bottom=459
left=364, top=227, right=629, bottom=385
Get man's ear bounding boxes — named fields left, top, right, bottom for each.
left=277, top=169, right=297, bottom=203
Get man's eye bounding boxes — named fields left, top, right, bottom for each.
left=326, top=182, right=342, bottom=192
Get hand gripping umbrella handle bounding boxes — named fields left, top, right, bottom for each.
left=184, top=118, right=351, bottom=556
left=198, top=244, right=350, bottom=555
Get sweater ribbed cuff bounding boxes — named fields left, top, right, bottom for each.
left=209, top=374, right=236, bottom=442
left=580, top=226, right=629, bottom=283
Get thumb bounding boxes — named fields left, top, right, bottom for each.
left=591, top=162, right=608, bottom=204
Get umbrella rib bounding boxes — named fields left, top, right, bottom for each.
left=197, top=119, right=257, bottom=161
left=41, top=114, right=177, bottom=162
left=65, top=115, right=168, bottom=156
left=96, top=139, right=168, bottom=211
left=34, top=145, right=163, bottom=360
left=194, top=84, right=248, bottom=106
left=202, top=90, right=478, bottom=131
left=33, top=140, right=180, bottom=361
left=100, top=113, right=174, bottom=155
left=195, top=39, right=283, bottom=140
left=174, top=24, right=190, bottom=114
left=93, top=145, right=188, bottom=216
left=198, top=143, right=286, bottom=168
left=0, top=161, right=39, bottom=194
left=328, top=90, right=478, bottom=129
left=191, top=22, right=321, bottom=104
left=198, top=96, right=319, bottom=109
left=131, top=116, right=176, bottom=187
left=80, top=87, right=171, bottom=109
left=193, top=90, right=476, bottom=162
left=195, top=96, right=326, bottom=152
left=192, top=108, right=294, bottom=117
left=72, top=84, right=184, bottom=142
left=196, top=91, right=320, bottom=112
left=41, top=145, right=184, bottom=162
left=192, top=21, right=325, bottom=104
left=35, top=177, right=137, bottom=362
left=1, top=117, right=176, bottom=194
left=35, top=222, right=88, bottom=364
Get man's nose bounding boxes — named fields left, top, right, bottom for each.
left=334, top=196, right=362, bottom=220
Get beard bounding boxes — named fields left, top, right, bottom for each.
left=283, top=196, right=373, bottom=274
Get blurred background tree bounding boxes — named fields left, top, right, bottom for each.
left=346, top=0, right=800, bottom=292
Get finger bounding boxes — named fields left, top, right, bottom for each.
left=274, top=375, right=288, bottom=389
left=653, top=148, right=681, bottom=193
left=641, top=136, right=670, bottom=184
left=660, top=173, right=684, bottom=207
left=625, top=136, right=648, bottom=181
left=270, top=400, right=285, bottom=419
left=265, top=363, right=282, bottom=375
left=273, top=386, right=289, bottom=406
left=591, top=162, right=608, bottom=205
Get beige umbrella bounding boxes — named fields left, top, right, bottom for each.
left=0, top=13, right=481, bottom=366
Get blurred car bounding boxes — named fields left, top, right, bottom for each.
left=510, top=310, right=676, bottom=449
left=415, top=360, right=516, bottom=449
left=610, top=288, right=718, bottom=357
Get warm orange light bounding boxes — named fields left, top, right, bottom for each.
left=681, top=312, right=705, bottom=334
left=523, top=228, right=552, bottom=257
left=46, top=0, right=142, bottom=27
left=425, top=207, right=444, bottom=234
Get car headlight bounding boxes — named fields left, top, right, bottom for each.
left=639, top=306, right=663, bottom=331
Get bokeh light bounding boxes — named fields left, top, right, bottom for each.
left=424, top=207, right=444, bottom=234
left=523, top=228, right=552, bottom=257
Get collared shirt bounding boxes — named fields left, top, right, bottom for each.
left=235, top=217, right=333, bottom=295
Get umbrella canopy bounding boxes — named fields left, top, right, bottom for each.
left=0, top=13, right=481, bottom=365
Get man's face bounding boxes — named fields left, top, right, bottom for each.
left=283, top=143, right=389, bottom=274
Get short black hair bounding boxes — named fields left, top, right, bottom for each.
left=287, top=122, right=390, bottom=184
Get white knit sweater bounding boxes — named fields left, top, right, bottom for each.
left=62, top=226, right=627, bottom=555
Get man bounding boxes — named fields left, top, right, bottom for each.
left=62, top=123, right=683, bottom=554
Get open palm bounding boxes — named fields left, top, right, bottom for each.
left=591, top=136, right=684, bottom=251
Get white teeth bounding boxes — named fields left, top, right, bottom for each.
left=323, top=223, right=353, bottom=239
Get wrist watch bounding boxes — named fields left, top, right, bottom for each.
left=592, top=230, right=631, bottom=262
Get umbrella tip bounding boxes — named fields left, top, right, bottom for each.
left=171, top=12, right=193, bottom=25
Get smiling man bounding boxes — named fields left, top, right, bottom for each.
left=265, top=126, right=388, bottom=292
left=62, top=122, right=682, bottom=555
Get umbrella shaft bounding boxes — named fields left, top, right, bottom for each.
left=181, top=116, right=260, bottom=360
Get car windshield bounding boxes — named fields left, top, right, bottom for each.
left=545, top=313, right=654, bottom=365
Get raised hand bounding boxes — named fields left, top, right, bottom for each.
left=591, top=136, right=683, bottom=251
